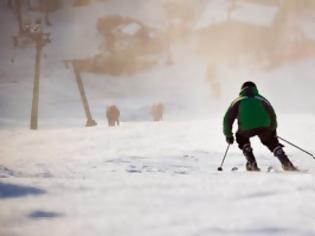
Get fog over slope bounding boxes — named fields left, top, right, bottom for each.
left=0, top=0, right=315, bottom=128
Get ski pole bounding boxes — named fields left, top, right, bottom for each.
left=278, top=136, right=315, bottom=159
left=217, top=144, right=230, bottom=171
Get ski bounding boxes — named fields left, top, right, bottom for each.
left=229, top=166, right=309, bottom=173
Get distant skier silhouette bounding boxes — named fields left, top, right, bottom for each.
left=106, top=105, right=120, bottom=127
left=223, top=81, right=297, bottom=171
left=151, top=103, right=164, bottom=121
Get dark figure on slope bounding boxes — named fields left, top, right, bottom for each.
left=151, top=103, right=164, bottom=121
left=223, top=81, right=297, bottom=171
left=106, top=105, right=120, bottom=127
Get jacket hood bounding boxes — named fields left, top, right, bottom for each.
left=239, top=86, right=259, bottom=97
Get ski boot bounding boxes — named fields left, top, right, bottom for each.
left=273, top=146, right=298, bottom=171
left=242, top=144, right=260, bottom=171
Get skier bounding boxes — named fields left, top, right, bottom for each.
left=223, top=81, right=297, bottom=171
left=106, top=105, right=120, bottom=127
left=151, top=103, right=164, bottom=121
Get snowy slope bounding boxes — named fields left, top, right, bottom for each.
left=1, top=1, right=315, bottom=236
left=0, top=116, right=315, bottom=236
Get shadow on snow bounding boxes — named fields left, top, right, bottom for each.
left=29, top=210, right=63, bottom=219
left=0, top=182, right=46, bottom=199
left=194, top=227, right=303, bottom=236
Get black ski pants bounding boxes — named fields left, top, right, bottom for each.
left=236, top=128, right=281, bottom=152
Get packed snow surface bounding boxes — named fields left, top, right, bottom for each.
left=1, top=115, right=315, bottom=236
left=1, top=1, right=315, bottom=235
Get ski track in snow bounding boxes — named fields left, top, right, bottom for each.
left=0, top=119, right=315, bottom=236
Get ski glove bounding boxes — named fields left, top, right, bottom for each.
left=226, top=136, right=234, bottom=144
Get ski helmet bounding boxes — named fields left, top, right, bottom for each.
left=241, top=81, right=256, bottom=89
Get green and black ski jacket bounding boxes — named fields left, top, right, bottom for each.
left=223, top=86, right=277, bottom=137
